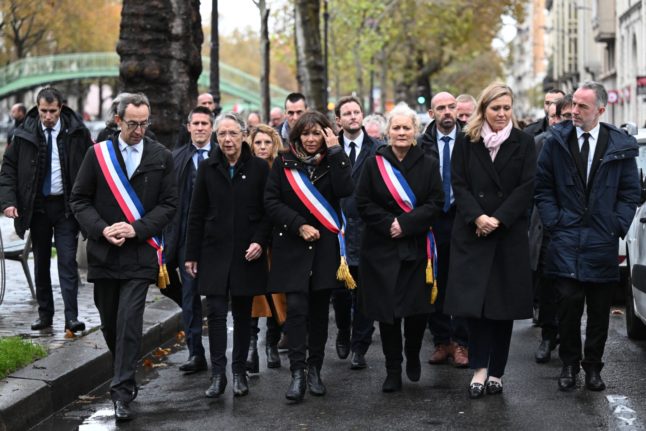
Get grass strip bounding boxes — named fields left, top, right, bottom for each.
left=0, top=336, right=47, bottom=379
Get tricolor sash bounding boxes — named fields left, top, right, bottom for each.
left=283, top=167, right=356, bottom=289
left=94, top=140, right=170, bottom=289
left=375, top=155, right=438, bottom=303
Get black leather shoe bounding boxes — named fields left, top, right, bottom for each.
left=64, top=319, right=86, bottom=333
left=582, top=362, right=606, bottom=391
left=232, top=372, right=249, bottom=396
left=350, top=351, right=367, bottom=370
left=382, top=371, right=402, bottom=393
left=205, top=374, right=227, bottom=398
left=285, top=369, right=306, bottom=402
left=114, top=400, right=133, bottom=421
left=485, top=380, right=503, bottom=395
left=31, top=318, right=53, bottom=331
left=468, top=383, right=485, bottom=399
left=558, top=365, right=579, bottom=391
left=307, top=365, right=326, bottom=396
left=246, top=336, right=259, bottom=373
left=277, top=333, right=289, bottom=351
left=534, top=340, right=552, bottom=363
left=179, top=355, right=208, bottom=373
left=266, top=344, right=281, bottom=368
left=406, top=355, right=421, bottom=382
left=335, top=332, right=350, bottom=360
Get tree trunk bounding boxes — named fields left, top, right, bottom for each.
left=258, top=0, right=270, bottom=122
left=294, top=0, right=325, bottom=112
left=117, top=0, right=203, bottom=148
left=210, top=0, right=220, bottom=106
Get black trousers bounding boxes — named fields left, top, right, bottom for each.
left=554, top=277, right=613, bottom=367
left=206, top=294, right=253, bottom=375
left=251, top=315, right=281, bottom=346
left=331, top=266, right=375, bottom=354
left=284, top=289, right=332, bottom=372
left=30, top=196, right=80, bottom=322
left=535, top=271, right=559, bottom=341
left=94, top=278, right=150, bottom=402
left=379, top=314, right=427, bottom=372
left=467, top=318, right=513, bottom=378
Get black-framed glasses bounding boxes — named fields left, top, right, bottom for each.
left=124, top=120, right=151, bottom=131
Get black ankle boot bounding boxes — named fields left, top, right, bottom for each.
left=307, top=365, right=326, bottom=396
left=285, top=369, right=306, bottom=401
left=205, top=373, right=227, bottom=398
left=266, top=344, right=281, bottom=368
left=382, top=370, right=402, bottom=393
left=232, top=372, right=249, bottom=396
left=246, top=335, right=259, bottom=373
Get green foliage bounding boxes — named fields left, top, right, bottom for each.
left=0, top=337, right=47, bottom=379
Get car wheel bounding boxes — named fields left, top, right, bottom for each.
left=625, top=253, right=646, bottom=340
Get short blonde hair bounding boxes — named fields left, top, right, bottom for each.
left=387, top=103, right=420, bottom=142
left=249, top=124, right=281, bottom=164
left=464, top=82, right=517, bottom=142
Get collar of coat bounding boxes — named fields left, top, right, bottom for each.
left=548, top=120, right=638, bottom=160
left=375, top=143, right=425, bottom=172
left=13, top=105, right=86, bottom=146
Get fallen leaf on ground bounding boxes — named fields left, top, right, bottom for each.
left=78, top=395, right=98, bottom=401
left=611, top=309, right=624, bottom=316
left=153, top=347, right=172, bottom=358
left=64, top=329, right=76, bottom=339
left=143, top=358, right=154, bottom=368
left=176, top=331, right=185, bottom=342
left=152, top=363, right=168, bottom=368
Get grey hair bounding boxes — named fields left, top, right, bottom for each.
left=116, top=93, right=150, bottom=118
left=456, top=94, right=477, bottom=106
left=106, top=92, right=132, bottom=127
left=387, top=102, right=420, bottom=135
left=578, top=81, right=608, bottom=107
left=362, top=114, right=387, bottom=135
left=214, top=112, right=247, bottom=134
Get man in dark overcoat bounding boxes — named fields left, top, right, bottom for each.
left=524, top=87, right=565, bottom=137
left=535, top=81, right=640, bottom=392
left=70, top=93, right=177, bottom=421
left=418, top=91, right=469, bottom=368
left=332, top=96, right=380, bottom=369
left=0, top=87, right=92, bottom=332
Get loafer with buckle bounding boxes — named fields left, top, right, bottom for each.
left=205, top=373, right=227, bottom=398
left=350, top=351, right=367, bottom=370
left=114, top=400, right=133, bottom=421
left=468, top=382, right=485, bottom=399
left=179, top=355, right=208, bottom=373
left=558, top=365, right=579, bottom=391
left=485, top=380, right=503, bottom=395
left=31, top=318, right=53, bottom=331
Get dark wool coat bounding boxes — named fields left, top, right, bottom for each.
left=338, top=128, right=382, bottom=266
left=535, top=121, right=639, bottom=282
left=356, top=145, right=444, bottom=324
left=70, top=135, right=177, bottom=282
left=444, top=128, right=536, bottom=320
left=0, top=106, right=93, bottom=238
left=264, top=147, right=354, bottom=293
left=185, top=144, right=271, bottom=297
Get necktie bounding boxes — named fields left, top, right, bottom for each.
left=196, top=149, right=206, bottom=166
left=42, top=128, right=53, bottom=196
left=125, top=146, right=137, bottom=179
left=441, top=136, right=452, bottom=212
left=349, top=142, right=356, bottom=166
left=581, top=132, right=590, bottom=182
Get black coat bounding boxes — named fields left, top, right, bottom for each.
left=0, top=106, right=93, bottom=238
left=356, top=145, right=444, bottom=324
left=69, top=135, right=177, bottom=282
left=523, top=116, right=548, bottom=137
left=264, top=147, right=354, bottom=293
left=444, top=128, right=536, bottom=320
left=339, top=129, right=382, bottom=266
left=185, top=144, right=271, bottom=297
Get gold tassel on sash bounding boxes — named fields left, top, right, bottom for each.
left=157, top=263, right=170, bottom=289
left=426, top=258, right=438, bottom=304
left=336, top=256, right=357, bottom=290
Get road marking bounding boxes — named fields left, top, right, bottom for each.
left=607, top=394, right=642, bottom=429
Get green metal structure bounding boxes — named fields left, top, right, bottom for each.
left=0, top=52, right=290, bottom=109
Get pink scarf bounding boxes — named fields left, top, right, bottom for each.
left=481, top=120, right=512, bottom=161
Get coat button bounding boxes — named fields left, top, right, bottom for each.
left=308, top=245, right=313, bottom=250
left=279, top=232, right=283, bottom=236
left=478, top=192, right=484, bottom=198
left=284, top=224, right=287, bottom=229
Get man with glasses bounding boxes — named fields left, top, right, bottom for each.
left=0, top=87, right=93, bottom=333
left=71, top=93, right=177, bottom=421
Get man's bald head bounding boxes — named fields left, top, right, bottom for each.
left=197, top=93, right=216, bottom=112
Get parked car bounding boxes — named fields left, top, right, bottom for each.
left=623, top=128, right=646, bottom=339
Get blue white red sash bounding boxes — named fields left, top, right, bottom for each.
left=375, top=155, right=438, bottom=303
left=283, top=167, right=355, bottom=289
left=93, top=140, right=169, bottom=288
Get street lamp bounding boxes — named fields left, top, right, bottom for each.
left=323, top=0, right=329, bottom=114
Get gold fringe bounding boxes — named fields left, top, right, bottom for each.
left=336, top=256, right=357, bottom=290
left=431, top=279, right=438, bottom=304
left=426, top=258, right=438, bottom=304
left=157, top=264, right=170, bottom=289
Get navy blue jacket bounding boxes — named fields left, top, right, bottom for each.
left=535, top=121, right=640, bottom=282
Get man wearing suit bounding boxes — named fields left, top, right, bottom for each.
left=418, top=92, right=469, bottom=368
left=524, top=88, right=565, bottom=137
left=535, top=81, right=640, bottom=392
left=332, top=96, right=379, bottom=369
left=164, top=106, right=212, bottom=374
left=0, top=87, right=92, bottom=333
left=70, top=93, right=177, bottom=421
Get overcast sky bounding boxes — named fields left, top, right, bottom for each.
left=200, top=1, right=281, bottom=35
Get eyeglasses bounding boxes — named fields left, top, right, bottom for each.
left=216, top=131, right=241, bottom=139
left=124, top=120, right=151, bottom=131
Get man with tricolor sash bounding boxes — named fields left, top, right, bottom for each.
left=70, top=93, right=177, bottom=422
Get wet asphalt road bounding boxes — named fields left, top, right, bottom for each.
left=32, top=310, right=646, bottom=431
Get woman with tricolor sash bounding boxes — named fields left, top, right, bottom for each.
left=264, top=111, right=354, bottom=402
left=356, top=103, right=444, bottom=393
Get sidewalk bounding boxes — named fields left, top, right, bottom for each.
left=0, top=217, right=184, bottom=431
